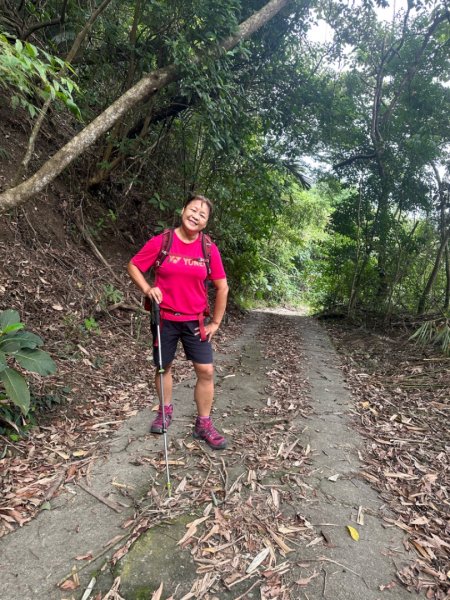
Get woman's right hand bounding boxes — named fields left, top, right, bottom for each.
left=145, top=286, right=163, bottom=304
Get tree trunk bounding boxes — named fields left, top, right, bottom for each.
left=0, top=0, right=291, bottom=213
left=417, top=229, right=450, bottom=315
left=385, top=221, right=419, bottom=318
left=444, top=243, right=450, bottom=311
left=12, top=0, right=114, bottom=186
left=90, top=0, right=143, bottom=186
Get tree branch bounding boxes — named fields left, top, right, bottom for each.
left=12, top=0, right=114, bottom=185
left=22, top=0, right=69, bottom=40
left=381, top=8, right=449, bottom=128
left=333, top=153, right=376, bottom=170
left=0, top=0, right=292, bottom=213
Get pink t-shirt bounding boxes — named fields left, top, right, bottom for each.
left=131, top=230, right=226, bottom=320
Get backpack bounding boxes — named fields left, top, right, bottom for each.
left=143, top=229, right=212, bottom=313
left=155, top=228, right=212, bottom=275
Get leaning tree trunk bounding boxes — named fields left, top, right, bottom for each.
left=0, top=0, right=291, bottom=213
left=12, top=0, right=114, bottom=186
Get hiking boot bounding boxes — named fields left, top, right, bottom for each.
left=193, top=416, right=227, bottom=450
left=150, top=404, right=173, bottom=434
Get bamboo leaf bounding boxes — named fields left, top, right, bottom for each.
left=246, top=547, right=270, bottom=573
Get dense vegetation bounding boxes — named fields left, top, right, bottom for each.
left=1, top=0, right=449, bottom=324
left=2, top=7, right=449, bottom=596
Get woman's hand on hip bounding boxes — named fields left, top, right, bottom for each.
left=204, top=321, right=219, bottom=341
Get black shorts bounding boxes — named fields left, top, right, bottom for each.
left=152, top=319, right=213, bottom=368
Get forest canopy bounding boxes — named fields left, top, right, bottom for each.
left=1, top=0, right=449, bottom=330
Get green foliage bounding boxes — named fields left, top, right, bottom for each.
left=0, top=390, right=65, bottom=438
left=89, top=209, right=118, bottom=240
left=102, top=284, right=124, bottom=306
left=83, top=317, right=100, bottom=334
left=215, top=176, right=332, bottom=308
left=2, top=0, right=448, bottom=328
left=0, top=34, right=81, bottom=118
left=0, top=310, right=56, bottom=418
left=306, top=2, right=450, bottom=319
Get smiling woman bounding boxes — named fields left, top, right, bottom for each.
left=179, top=196, right=213, bottom=240
left=127, top=194, right=229, bottom=451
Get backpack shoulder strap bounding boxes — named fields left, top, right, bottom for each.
left=154, top=228, right=173, bottom=269
left=201, top=232, right=212, bottom=276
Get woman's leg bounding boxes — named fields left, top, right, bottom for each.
left=150, top=362, right=174, bottom=434
left=192, top=362, right=226, bottom=449
left=192, top=362, right=214, bottom=416
left=155, top=362, right=173, bottom=406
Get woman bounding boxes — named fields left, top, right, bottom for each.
left=127, top=195, right=229, bottom=450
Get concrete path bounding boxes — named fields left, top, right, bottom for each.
left=289, top=314, right=413, bottom=599
left=0, top=311, right=418, bottom=599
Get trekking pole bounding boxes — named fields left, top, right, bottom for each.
left=152, top=300, right=172, bottom=498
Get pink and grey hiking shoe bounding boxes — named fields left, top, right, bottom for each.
left=150, top=404, right=173, bottom=434
left=193, top=416, right=227, bottom=450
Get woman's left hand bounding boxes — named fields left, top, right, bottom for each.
left=204, top=321, right=219, bottom=341
left=196, top=320, right=219, bottom=341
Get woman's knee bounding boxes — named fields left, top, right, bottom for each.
left=194, top=363, right=214, bottom=382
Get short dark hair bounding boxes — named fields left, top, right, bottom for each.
left=184, top=193, right=213, bottom=216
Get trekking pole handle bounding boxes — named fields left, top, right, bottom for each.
left=152, top=300, right=160, bottom=325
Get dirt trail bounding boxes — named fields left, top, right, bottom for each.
left=0, top=311, right=416, bottom=600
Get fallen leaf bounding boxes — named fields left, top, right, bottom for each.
left=411, top=540, right=431, bottom=559
left=270, top=488, right=280, bottom=509
left=384, top=472, right=418, bottom=480
left=296, top=571, right=319, bottom=586
left=177, top=516, right=208, bottom=546
left=54, top=450, right=70, bottom=460
left=246, top=547, right=270, bottom=573
left=357, top=506, right=364, bottom=525
left=346, top=525, right=359, bottom=541
left=379, top=581, right=397, bottom=590
left=151, top=582, right=163, bottom=600
left=59, top=578, right=79, bottom=590
left=72, top=450, right=88, bottom=457
left=175, top=477, right=187, bottom=494
left=268, top=530, right=294, bottom=554
left=75, top=552, right=93, bottom=561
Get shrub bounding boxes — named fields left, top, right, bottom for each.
left=0, top=309, right=56, bottom=416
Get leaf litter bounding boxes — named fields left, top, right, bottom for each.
left=325, top=320, right=450, bottom=600
left=0, top=239, right=241, bottom=538
left=99, top=314, right=316, bottom=599
left=4, top=240, right=445, bottom=598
